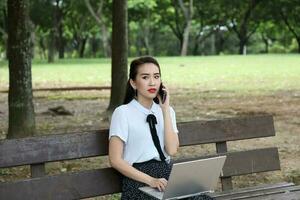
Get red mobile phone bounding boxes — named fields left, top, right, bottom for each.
left=159, top=83, right=166, bottom=104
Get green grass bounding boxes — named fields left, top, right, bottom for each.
left=1, top=55, right=300, bottom=93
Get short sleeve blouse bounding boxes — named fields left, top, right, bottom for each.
left=109, top=99, right=179, bottom=165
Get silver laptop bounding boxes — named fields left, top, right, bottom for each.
left=139, top=156, right=226, bottom=200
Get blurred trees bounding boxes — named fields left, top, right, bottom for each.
left=220, top=0, right=263, bottom=54
left=0, top=0, right=7, bottom=58
left=1, top=0, right=299, bottom=60
left=277, top=0, right=300, bottom=53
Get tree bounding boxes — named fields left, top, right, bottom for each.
left=158, top=0, right=194, bottom=55
left=278, top=0, right=300, bottom=53
left=178, top=0, right=193, bottom=56
left=107, top=0, right=128, bottom=113
left=0, top=0, right=8, bottom=58
left=257, top=21, right=277, bottom=53
left=127, top=0, right=162, bottom=56
left=84, top=0, right=111, bottom=57
left=191, top=0, right=225, bottom=55
left=54, top=0, right=65, bottom=59
left=221, top=0, right=262, bottom=54
left=30, top=0, right=57, bottom=62
left=7, top=0, right=35, bottom=138
left=64, top=0, right=98, bottom=58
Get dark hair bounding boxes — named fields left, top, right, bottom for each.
left=123, top=56, right=161, bottom=104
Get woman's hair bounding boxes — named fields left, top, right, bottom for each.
left=123, top=56, right=161, bottom=104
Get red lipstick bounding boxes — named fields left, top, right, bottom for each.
left=147, top=88, right=157, bottom=93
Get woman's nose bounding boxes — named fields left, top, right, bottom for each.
left=149, top=77, right=155, bottom=85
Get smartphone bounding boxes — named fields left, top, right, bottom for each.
left=159, top=83, right=167, bottom=104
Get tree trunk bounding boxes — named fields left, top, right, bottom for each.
left=180, top=20, right=191, bottom=56
left=58, top=23, right=64, bottom=59
left=239, top=41, right=247, bottom=55
left=261, top=34, right=269, bottom=53
left=101, top=24, right=111, bottom=57
left=48, top=31, right=55, bottom=63
left=91, top=36, right=98, bottom=57
left=55, top=0, right=64, bottom=59
left=7, top=0, right=35, bottom=139
left=239, top=26, right=248, bottom=55
left=79, top=37, right=87, bottom=58
left=107, top=0, right=128, bottom=113
left=210, top=33, right=216, bottom=55
left=296, top=37, right=300, bottom=53
left=178, top=0, right=193, bottom=56
left=2, top=7, right=8, bottom=59
left=216, top=28, right=226, bottom=55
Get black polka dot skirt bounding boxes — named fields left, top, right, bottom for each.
left=121, top=159, right=215, bottom=200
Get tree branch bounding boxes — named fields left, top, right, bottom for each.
left=84, top=0, right=103, bottom=26
left=279, top=8, right=300, bottom=41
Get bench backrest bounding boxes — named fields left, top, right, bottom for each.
left=0, top=115, right=280, bottom=199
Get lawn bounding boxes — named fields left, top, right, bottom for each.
left=1, top=54, right=300, bottom=93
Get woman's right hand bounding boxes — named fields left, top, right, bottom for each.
left=148, top=177, right=168, bottom=192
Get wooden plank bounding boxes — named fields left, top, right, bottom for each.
left=0, top=148, right=282, bottom=199
left=30, top=163, right=46, bottom=178
left=0, top=115, right=275, bottom=168
left=212, top=182, right=294, bottom=199
left=178, top=115, right=275, bottom=146
left=0, top=130, right=108, bottom=168
left=216, top=141, right=233, bottom=191
left=221, top=148, right=280, bottom=177
left=246, top=190, right=300, bottom=200
left=0, top=168, right=122, bottom=200
left=175, top=148, right=280, bottom=177
left=212, top=183, right=297, bottom=199
left=226, top=185, right=300, bottom=200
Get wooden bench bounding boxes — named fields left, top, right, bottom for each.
left=0, top=115, right=298, bottom=199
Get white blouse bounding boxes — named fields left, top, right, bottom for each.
left=109, top=99, right=179, bottom=165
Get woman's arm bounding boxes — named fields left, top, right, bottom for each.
left=162, top=107, right=179, bottom=155
left=158, top=86, right=179, bottom=155
left=109, top=136, right=168, bottom=191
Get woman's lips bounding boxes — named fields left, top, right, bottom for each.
left=147, top=88, right=157, bottom=93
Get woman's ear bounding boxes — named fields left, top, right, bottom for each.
left=129, top=79, right=136, bottom=90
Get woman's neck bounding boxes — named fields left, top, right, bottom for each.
left=136, top=96, right=153, bottom=110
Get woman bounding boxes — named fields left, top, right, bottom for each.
left=108, top=56, right=212, bottom=200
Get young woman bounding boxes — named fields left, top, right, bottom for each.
left=108, top=56, right=212, bottom=200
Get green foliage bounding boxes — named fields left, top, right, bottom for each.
left=2, top=0, right=299, bottom=57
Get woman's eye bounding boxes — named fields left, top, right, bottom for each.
left=142, top=76, right=148, bottom=79
left=155, top=75, right=160, bottom=79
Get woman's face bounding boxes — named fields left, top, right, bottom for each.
left=130, top=63, right=161, bottom=101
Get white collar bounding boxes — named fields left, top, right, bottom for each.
left=130, top=98, right=158, bottom=115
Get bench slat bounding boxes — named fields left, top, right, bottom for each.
left=0, top=168, right=122, bottom=200
left=0, top=130, right=108, bottom=168
left=0, top=148, right=280, bottom=200
left=179, top=115, right=275, bottom=146
left=212, top=183, right=299, bottom=200
left=212, top=182, right=294, bottom=199
left=218, top=185, right=300, bottom=200
left=176, top=147, right=280, bottom=177
left=221, top=147, right=280, bottom=177
left=0, top=115, right=275, bottom=168
left=249, top=191, right=300, bottom=200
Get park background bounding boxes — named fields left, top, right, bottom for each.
left=0, top=0, right=300, bottom=199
